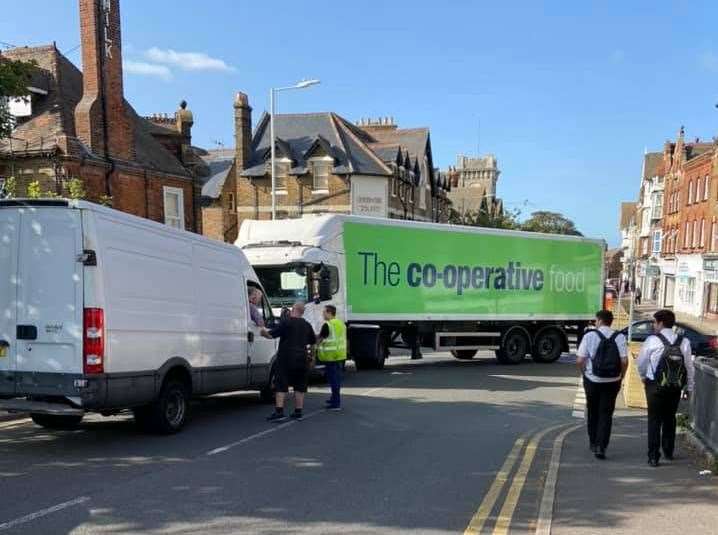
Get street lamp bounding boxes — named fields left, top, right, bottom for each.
left=270, top=79, right=320, bottom=219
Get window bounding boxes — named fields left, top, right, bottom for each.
left=163, top=187, right=185, bottom=230
left=687, top=278, right=696, bottom=304
left=275, top=161, right=289, bottom=191
left=312, top=162, right=329, bottom=191
left=700, top=218, right=706, bottom=247
left=713, top=220, right=718, bottom=252
left=705, top=175, right=710, bottom=201
left=684, top=221, right=690, bottom=248
left=228, top=193, right=235, bottom=211
left=693, top=220, right=699, bottom=247
left=696, top=179, right=703, bottom=202
left=652, top=230, right=661, bottom=254
left=688, top=180, right=694, bottom=204
left=391, top=178, right=399, bottom=197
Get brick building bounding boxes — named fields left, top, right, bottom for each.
left=0, top=0, right=200, bottom=232
left=198, top=94, right=451, bottom=243
left=446, top=154, right=504, bottom=221
left=659, top=127, right=718, bottom=316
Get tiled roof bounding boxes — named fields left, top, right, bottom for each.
left=0, top=45, right=190, bottom=178
left=195, top=149, right=235, bottom=199
left=643, top=152, right=664, bottom=180
left=619, top=202, right=637, bottom=229
left=241, top=112, right=391, bottom=177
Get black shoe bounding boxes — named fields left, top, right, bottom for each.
left=663, top=451, right=674, bottom=461
left=290, top=410, right=304, bottom=421
left=648, top=458, right=660, bottom=467
left=267, top=411, right=287, bottom=423
left=594, top=447, right=606, bottom=460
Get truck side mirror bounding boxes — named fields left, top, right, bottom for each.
left=318, top=268, right=332, bottom=301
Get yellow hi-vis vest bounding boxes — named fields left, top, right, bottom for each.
left=318, top=318, right=347, bottom=362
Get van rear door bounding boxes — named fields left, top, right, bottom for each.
left=0, top=208, right=20, bottom=394
left=15, top=206, right=84, bottom=378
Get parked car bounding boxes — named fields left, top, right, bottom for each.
left=621, top=320, right=718, bottom=358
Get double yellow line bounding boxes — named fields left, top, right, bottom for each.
left=464, top=423, right=572, bottom=535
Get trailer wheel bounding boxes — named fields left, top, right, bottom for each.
left=497, top=330, right=529, bottom=364
left=451, top=349, right=478, bottom=360
left=532, top=330, right=563, bottom=363
left=30, top=413, right=83, bottom=430
left=141, top=377, right=190, bottom=434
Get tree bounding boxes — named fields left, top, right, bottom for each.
left=520, top=211, right=582, bottom=236
left=0, top=57, right=36, bottom=139
left=450, top=207, right=520, bottom=230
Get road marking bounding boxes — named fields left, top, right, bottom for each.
left=535, top=424, right=582, bottom=535
left=463, top=435, right=528, bottom=535
left=0, top=418, right=31, bottom=430
left=0, top=496, right=90, bottom=531
left=572, top=378, right=585, bottom=419
left=492, top=423, right=570, bottom=535
left=206, top=378, right=410, bottom=457
left=206, top=409, right=323, bottom=456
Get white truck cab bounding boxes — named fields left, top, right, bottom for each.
left=0, top=199, right=277, bottom=433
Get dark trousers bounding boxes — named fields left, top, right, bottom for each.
left=324, top=361, right=343, bottom=407
left=583, top=377, right=621, bottom=450
left=645, top=382, right=682, bottom=460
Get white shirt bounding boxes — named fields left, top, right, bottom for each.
left=637, top=328, right=694, bottom=392
left=577, top=326, right=628, bottom=383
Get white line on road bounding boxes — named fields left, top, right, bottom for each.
left=0, top=418, right=31, bottom=430
left=205, top=377, right=411, bottom=457
left=0, top=496, right=90, bottom=531
left=534, top=424, right=582, bottom=535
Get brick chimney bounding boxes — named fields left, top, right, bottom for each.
left=234, top=92, right=252, bottom=171
left=75, top=0, right=134, bottom=161
left=175, top=100, right=193, bottom=164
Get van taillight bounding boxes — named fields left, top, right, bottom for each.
left=83, top=308, right=104, bottom=374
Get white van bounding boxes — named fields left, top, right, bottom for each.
left=0, top=199, right=277, bottom=433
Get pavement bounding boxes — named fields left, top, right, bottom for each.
left=0, top=351, right=715, bottom=534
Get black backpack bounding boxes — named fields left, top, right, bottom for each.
left=653, top=334, right=687, bottom=392
left=591, top=330, right=623, bottom=378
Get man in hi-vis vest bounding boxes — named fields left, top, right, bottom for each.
left=317, top=305, right=347, bottom=411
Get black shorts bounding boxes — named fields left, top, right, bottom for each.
left=275, top=366, right=309, bottom=393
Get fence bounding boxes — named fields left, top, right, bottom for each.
left=692, top=358, right=718, bottom=454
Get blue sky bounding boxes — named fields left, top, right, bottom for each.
left=3, top=1, right=718, bottom=245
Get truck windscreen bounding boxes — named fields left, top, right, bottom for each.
left=253, top=266, right=309, bottom=307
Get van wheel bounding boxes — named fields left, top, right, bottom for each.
left=451, top=349, right=478, bottom=360
left=144, top=378, right=190, bottom=434
left=532, top=330, right=563, bottom=363
left=352, top=332, right=386, bottom=370
left=498, top=330, right=529, bottom=364
left=30, top=413, right=83, bottom=430
left=259, top=367, right=276, bottom=404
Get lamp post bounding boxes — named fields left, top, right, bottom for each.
left=270, top=79, right=320, bottom=220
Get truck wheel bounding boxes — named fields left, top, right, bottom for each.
left=353, top=332, right=386, bottom=370
left=144, top=378, right=190, bottom=434
left=30, top=413, right=83, bottom=430
left=451, top=349, right=478, bottom=360
left=532, top=330, right=563, bottom=363
left=498, top=330, right=529, bottom=364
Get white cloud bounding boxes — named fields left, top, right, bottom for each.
left=123, top=60, right=172, bottom=81
left=700, top=51, right=718, bottom=72
left=145, top=47, right=235, bottom=72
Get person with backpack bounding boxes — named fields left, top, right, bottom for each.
left=637, top=309, right=694, bottom=467
left=576, top=310, right=629, bottom=460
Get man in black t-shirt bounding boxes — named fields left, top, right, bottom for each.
left=261, top=302, right=316, bottom=422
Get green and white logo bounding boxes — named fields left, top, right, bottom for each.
left=343, top=222, right=603, bottom=317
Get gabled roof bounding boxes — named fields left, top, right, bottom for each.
left=195, top=149, right=235, bottom=199
left=241, top=112, right=391, bottom=178
left=0, top=44, right=190, bottom=178
left=619, top=202, right=638, bottom=229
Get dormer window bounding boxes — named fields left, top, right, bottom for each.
left=310, top=159, right=330, bottom=192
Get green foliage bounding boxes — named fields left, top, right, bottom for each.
left=0, top=58, right=38, bottom=139
left=26, top=180, right=41, bottom=199
left=98, top=195, right=113, bottom=207
left=450, top=207, right=520, bottom=230
left=42, top=190, right=59, bottom=198
left=66, top=178, right=86, bottom=200
left=0, top=176, right=16, bottom=198
left=520, top=211, right=582, bottom=236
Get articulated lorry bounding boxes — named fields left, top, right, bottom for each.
left=237, top=215, right=605, bottom=369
